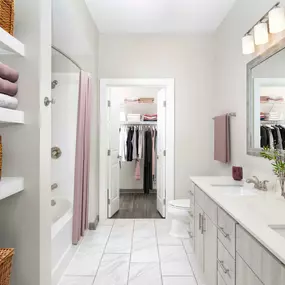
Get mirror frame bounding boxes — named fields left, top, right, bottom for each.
left=247, top=37, right=285, bottom=157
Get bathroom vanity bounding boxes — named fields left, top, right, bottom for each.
left=189, top=176, right=285, bottom=285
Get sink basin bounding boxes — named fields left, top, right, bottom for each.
left=211, top=184, right=243, bottom=187
left=269, top=225, right=285, bottom=239
left=211, top=184, right=257, bottom=196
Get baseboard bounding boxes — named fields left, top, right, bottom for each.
left=120, top=189, right=157, bottom=194
left=88, top=215, right=99, bottom=230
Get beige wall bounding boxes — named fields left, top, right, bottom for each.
left=213, top=0, right=285, bottom=182
left=52, top=0, right=100, bottom=223
left=99, top=35, right=214, bottom=199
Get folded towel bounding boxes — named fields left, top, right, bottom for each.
left=0, top=63, right=19, bottom=83
left=0, top=94, right=18, bottom=109
left=0, top=78, right=18, bottom=96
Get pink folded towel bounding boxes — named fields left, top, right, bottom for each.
left=0, top=78, right=18, bottom=96
left=214, top=114, right=230, bottom=163
left=0, top=63, right=19, bottom=83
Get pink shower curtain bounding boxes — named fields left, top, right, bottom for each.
left=72, top=71, right=92, bottom=245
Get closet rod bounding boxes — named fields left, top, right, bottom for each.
left=212, top=112, right=236, bottom=120
left=52, top=45, right=82, bottom=70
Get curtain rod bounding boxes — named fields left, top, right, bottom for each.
left=52, top=45, right=82, bottom=70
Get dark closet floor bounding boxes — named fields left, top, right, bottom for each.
left=112, top=193, right=163, bottom=219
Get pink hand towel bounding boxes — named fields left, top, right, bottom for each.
left=0, top=77, right=18, bottom=96
left=214, top=114, right=230, bottom=163
left=135, top=160, right=141, bottom=180
left=0, top=63, right=19, bottom=83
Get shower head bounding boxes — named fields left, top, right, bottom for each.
left=51, top=80, right=58, bottom=89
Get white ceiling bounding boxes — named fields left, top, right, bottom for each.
left=85, top=0, right=236, bottom=34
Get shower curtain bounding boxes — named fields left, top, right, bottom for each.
left=72, top=71, right=92, bottom=245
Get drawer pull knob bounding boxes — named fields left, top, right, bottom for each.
left=188, top=211, right=194, bottom=217
left=219, top=227, right=230, bottom=240
left=218, top=259, right=230, bottom=276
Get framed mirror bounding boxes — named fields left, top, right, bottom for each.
left=247, top=37, right=285, bottom=156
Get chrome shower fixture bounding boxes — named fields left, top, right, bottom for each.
left=51, top=80, right=58, bottom=89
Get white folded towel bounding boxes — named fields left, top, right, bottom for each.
left=0, top=93, right=18, bottom=109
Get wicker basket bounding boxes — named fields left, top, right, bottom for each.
left=0, top=0, right=14, bottom=35
left=0, top=249, right=14, bottom=285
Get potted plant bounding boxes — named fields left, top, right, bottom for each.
left=260, top=146, right=285, bottom=198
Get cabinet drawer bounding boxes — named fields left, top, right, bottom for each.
left=195, top=185, right=205, bottom=208
left=218, top=272, right=227, bottom=285
left=236, top=254, right=263, bottom=285
left=204, top=193, right=217, bottom=225
left=218, top=207, right=236, bottom=258
left=237, top=225, right=285, bottom=285
left=218, top=240, right=235, bottom=285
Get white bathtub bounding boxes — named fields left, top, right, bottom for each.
left=51, top=198, right=76, bottom=285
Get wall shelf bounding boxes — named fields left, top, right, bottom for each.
left=0, top=108, right=24, bottom=124
left=120, top=121, right=157, bottom=125
left=0, top=27, right=25, bottom=56
left=0, top=177, right=24, bottom=201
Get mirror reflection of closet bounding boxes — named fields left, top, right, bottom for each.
left=247, top=38, right=285, bottom=156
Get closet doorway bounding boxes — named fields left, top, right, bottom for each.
left=99, top=79, right=174, bottom=220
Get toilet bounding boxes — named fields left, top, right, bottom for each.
left=168, top=199, right=191, bottom=238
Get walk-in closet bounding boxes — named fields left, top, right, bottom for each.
left=107, top=86, right=166, bottom=219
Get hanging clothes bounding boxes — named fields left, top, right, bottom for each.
left=132, top=127, right=137, bottom=160
left=138, top=128, right=143, bottom=159
left=135, top=160, right=141, bottom=180
left=127, top=127, right=134, bottom=161
left=144, top=129, right=153, bottom=194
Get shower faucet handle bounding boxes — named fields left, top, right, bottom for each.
left=44, top=97, right=56, bottom=106
left=51, top=183, right=58, bottom=191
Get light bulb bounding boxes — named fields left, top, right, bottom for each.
left=242, top=34, right=255, bottom=54
left=254, top=22, right=269, bottom=45
left=269, top=6, right=285, bottom=33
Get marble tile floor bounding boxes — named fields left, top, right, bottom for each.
left=59, top=219, right=205, bottom=285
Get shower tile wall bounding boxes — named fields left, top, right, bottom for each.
left=52, top=73, right=80, bottom=203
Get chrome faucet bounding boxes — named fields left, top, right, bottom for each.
left=246, top=176, right=269, bottom=191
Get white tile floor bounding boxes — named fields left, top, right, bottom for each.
left=60, top=219, right=204, bottom=285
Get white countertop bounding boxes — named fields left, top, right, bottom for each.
left=190, top=176, right=285, bottom=265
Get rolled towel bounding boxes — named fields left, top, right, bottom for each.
left=0, top=78, right=18, bottom=96
left=0, top=93, right=18, bottom=109
left=0, top=63, right=19, bottom=83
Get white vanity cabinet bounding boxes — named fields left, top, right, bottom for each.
left=194, top=185, right=218, bottom=285
left=191, top=179, right=285, bottom=285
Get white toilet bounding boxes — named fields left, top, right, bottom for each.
left=168, top=199, right=191, bottom=238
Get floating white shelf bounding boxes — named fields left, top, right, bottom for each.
left=0, top=177, right=24, bottom=201
left=0, top=108, right=24, bottom=124
left=0, top=27, right=25, bottom=56
left=120, top=121, right=157, bottom=125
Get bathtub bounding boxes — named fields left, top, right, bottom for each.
left=51, top=198, right=76, bottom=285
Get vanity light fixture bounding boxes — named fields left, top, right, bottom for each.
left=269, top=6, right=285, bottom=33
left=242, top=2, right=284, bottom=55
left=254, top=22, right=269, bottom=45
left=242, top=34, right=255, bottom=55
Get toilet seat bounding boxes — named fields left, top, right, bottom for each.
left=169, top=199, right=190, bottom=211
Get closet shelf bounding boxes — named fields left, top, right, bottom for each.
left=0, top=177, right=24, bottom=201
left=260, top=120, right=285, bottom=125
left=0, top=108, right=24, bottom=124
left=0, top=27, right=25, bottom=56
left=120, top=121, right=157, bottom=125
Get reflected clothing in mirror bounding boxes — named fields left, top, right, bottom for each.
left=260, top=125, right=285, bottom=149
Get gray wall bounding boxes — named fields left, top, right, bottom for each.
left=213, top=0, right=285, bottom=181
left=99, top=35, right=214, bottom=199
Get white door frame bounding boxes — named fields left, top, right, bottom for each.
left=99, top=78, right=175, bottom=220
